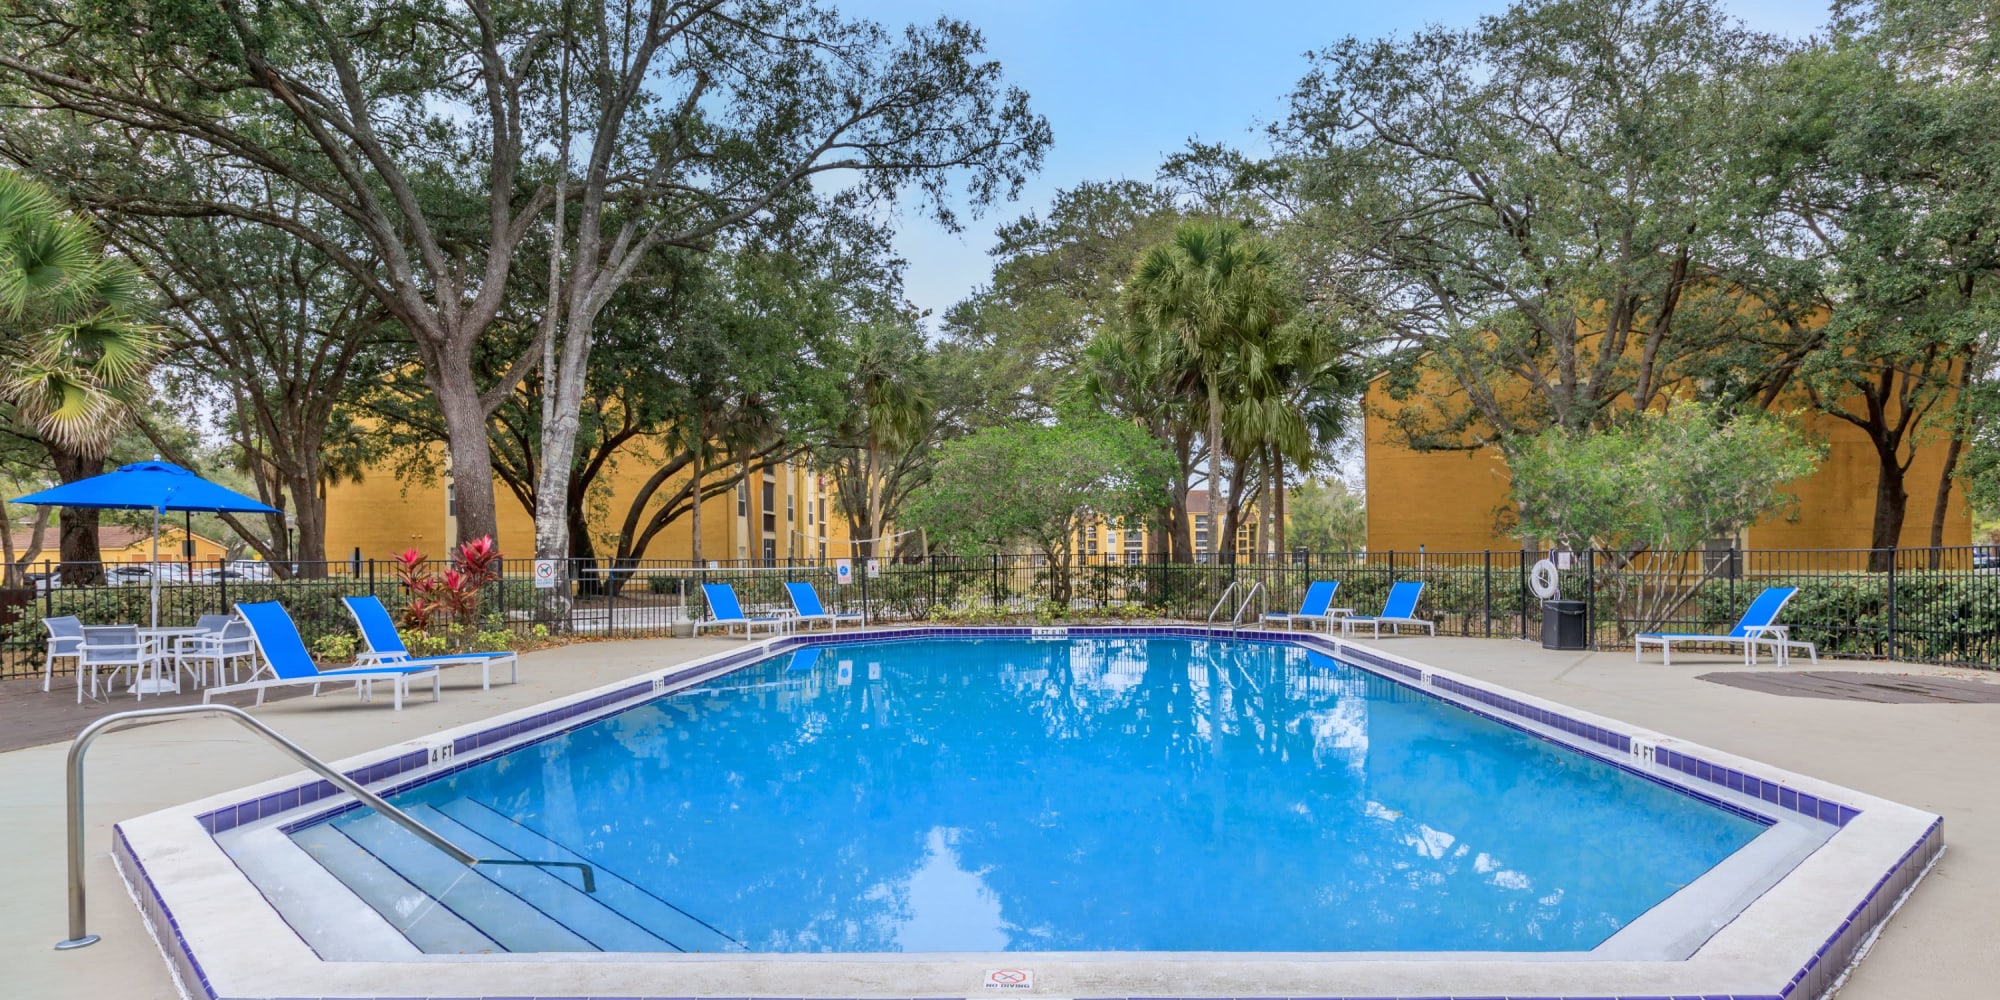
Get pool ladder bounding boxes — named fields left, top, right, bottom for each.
left=1206, top=580, right=1266, bottom=631
left=56, top=704, right=596, bottom=951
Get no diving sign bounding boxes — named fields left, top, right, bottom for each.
left=982, top=968, right=1033, bottom=990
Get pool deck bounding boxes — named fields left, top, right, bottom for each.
left=1, top=632, right=1993, bottom=999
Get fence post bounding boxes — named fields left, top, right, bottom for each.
left=43, top=559, right=53, bottom=618
left=1518, top=552, right=1528, bottom=641
left=1584, top=547, right=1596, bottom=650
left=991, top=553, right=1001, bottom=610
left=367, top=558, right=376, bottom=596
left=606, top=558, right=618, bottom=637
left=1885, top=549, right=1897, bottom=660
left=1483, top=550, right=1493, bottom=637
left=859, top=556, right=870, bottom=625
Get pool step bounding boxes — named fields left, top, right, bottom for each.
left=329, top=812, right=596, bottom=953
left=435, top=797, right=746, bottom=953
left=288, top=821, right=501, bottom=954
left=402, top=804, right=677, bottom=952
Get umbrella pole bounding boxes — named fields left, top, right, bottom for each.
left=150, top=508, right=160, bottom=629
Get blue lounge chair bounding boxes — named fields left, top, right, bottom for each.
left=1261, top=581, right=1348, bottom=632
left=696, top=583, right=789, bottom=640
left=342, top=595, right=519, bottom=689
left=1635, top=586, right=1814, bottom=666
left=208, top=601, right=440, bottom=710
left=785, top=582, right=864, bottom=632
left=1339, top=581, right=1435, bottom=639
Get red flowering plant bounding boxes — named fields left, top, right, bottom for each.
left=393, top=536, right=505, bottom=643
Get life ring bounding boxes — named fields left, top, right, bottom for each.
left=1530, top=559, right=1561, bottom=600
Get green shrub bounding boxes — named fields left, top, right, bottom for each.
left=311, top=633, right=357, bottom=662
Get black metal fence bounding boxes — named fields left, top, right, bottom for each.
left=3, top=545, right=1997, bottom=679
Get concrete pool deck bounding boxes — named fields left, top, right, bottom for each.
left=0, top=633, right=1991, bottom=998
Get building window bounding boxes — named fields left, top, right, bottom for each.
left=1086, top=531, right=1098, bottom=556
left=446, top=484, right=455, bottom=518
left=787, top=492, right=795, bottom=522
left=737, top=481, right=748, bottom=517
left=762, top=480, right=777, bottom=534
left=762, top=538, right=776, bottom=564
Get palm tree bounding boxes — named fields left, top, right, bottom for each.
left=1219, top=316, right=1357, bottom=559
left=0, top=169, right=163, bottom=579
left=1122, top=221, right=1293, bottom=562
left=828, top=321, right=933, bottom=560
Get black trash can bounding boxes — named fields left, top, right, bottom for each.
left=1540, top=599, right=1588, bottom=650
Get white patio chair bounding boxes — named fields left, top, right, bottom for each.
left=176, top=615, right=257, bottom=687
left=77, top=625, right=162, bottom=703
left=41, top=615, right=84, bottom=693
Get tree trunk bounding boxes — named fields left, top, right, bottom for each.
left=1927, top=431, right=1965, bottom=568
left=1867, top=445, right=1910, bottom=573
left=47, top=446, right=105, bottom=584
left=435, top=369, right=501, bottom=549
left=288, top=469, right=329, bottom=577
left=1206, top=385, right=1224, bottom=563
left=689, top=415, right=704, bottom=564
left=1273, top=453, right=1288, bottom=557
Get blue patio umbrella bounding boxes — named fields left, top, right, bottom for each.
left=12, top=461, right=280, bottom=627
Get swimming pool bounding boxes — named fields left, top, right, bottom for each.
left=119, top=626, right=1943, bottom=1000
left=288, top=635, right=1764, bottom=954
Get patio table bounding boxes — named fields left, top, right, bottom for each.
left=132, top=627, right=206, bottom=696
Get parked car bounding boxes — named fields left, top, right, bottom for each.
left=1975, top=546, right=2000, bottom=572
left=228, top=560, right=274, bottom=581
left=105, top=565, right=153, bottom=586
left=25, top=571, right=59, bottom=594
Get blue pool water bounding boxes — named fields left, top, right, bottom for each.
left=298, top=636, right=1766, bottom=953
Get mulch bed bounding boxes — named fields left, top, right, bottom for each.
left=0, top=676, right=308, bottom=754
left=1698, top=670, right=2000, bottom=705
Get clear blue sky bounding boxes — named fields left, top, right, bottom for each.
left=834, top=0, right=1836, bottom=329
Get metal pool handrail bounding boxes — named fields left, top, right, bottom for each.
left=1204, top=580, right=1268, bottom=629
left=57, top=703, right=595, bottom=951
left=1206, top=580, right=1244, bottom=625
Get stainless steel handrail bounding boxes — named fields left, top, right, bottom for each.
left=57, top=703, right=594, bottom=951
left=1232, top=581, right=1267, bottom=628
left=1205, top=580, right=1243, bottom=625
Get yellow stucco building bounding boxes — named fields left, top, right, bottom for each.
left=323, top=442, right=852, bottom=564
left=0, top=524, right=231, bottom=565
left=1363, top=369, right=1973, bottom=554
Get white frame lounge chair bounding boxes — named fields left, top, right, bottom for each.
left=1339, top=581, right=1436, bottom=639
left=1635, top=586, right=1813, bottom=666
left=696, top=583, right=790, bottom=640
left=342, top=595, right=519, bottom=689
left=41, top=615, right=84, bottom=694
left=207, top=601, right=440, bottom=711
left=1261, top=580, right=1349, bottom=632
left=785, top=581, right=863, bottom=632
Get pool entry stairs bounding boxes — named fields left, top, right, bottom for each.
left=288, top=799, right=744, bottom=953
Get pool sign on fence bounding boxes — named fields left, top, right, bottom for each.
left=532, top=559, right=557, bottom=589
left=867, top=558, right=881, bottom=578
left=835, top=559, right=853, bottom=585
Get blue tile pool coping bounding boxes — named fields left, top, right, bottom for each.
left=124, top=624, right=1944, bottom=1000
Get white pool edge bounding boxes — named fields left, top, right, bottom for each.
left=112, top=625, right=1945, bottom=1000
